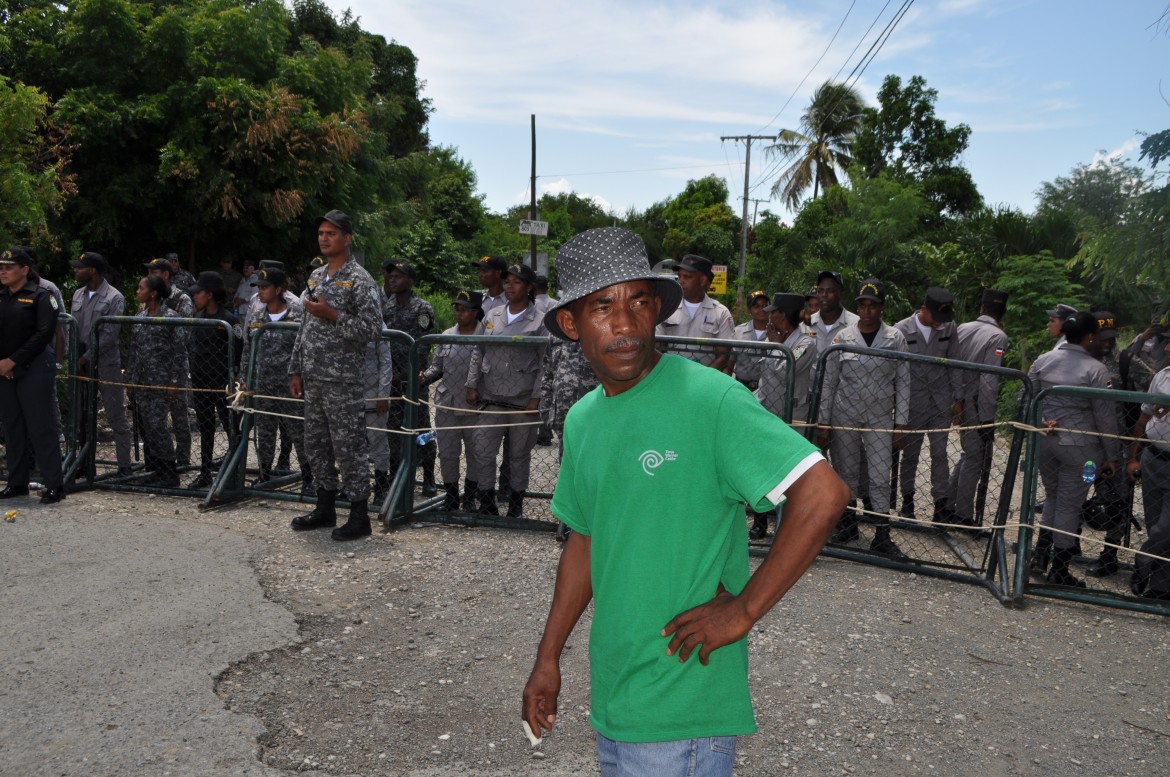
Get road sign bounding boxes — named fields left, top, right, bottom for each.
left=709, top=265, right=729, bottom=295
left=519, top=219, right=549, bottom=236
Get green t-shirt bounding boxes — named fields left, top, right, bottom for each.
left=552, top=354, right=820, bottom=743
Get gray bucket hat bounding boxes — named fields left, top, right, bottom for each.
left=543, top=227, right=682, bottom=341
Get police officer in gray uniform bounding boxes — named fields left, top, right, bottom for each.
left=145, top=257, right=194, bottom=467
left=817, top=279, right=910, bottom=557
left=381, top=259, right=437, bottom=495
left=655, top=254, right=735, bottom=370
left=891, top=288, right=963, bottom=521
left=730, top=289, right=771, bottom=390
left=944, top=289, right=1009, bottom=529
left=1027, top=312, right=1122, bottom=587
left=755, top=292, right=818, bottom=426
left=289, top=210, right=384, bottom=541
left=809, top=271, right=859, bottom=353
left=467, top=263, right=548, bottom=518
left=1126, top=347, right=1170, bottom=600
left=70, top=251, right=133, bottom=475
left=472, top=255, right=508, bottom=314
left=421, top=290, right=486, bottom=510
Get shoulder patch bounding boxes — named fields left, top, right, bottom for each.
left=418, top=312, right=432, bottom=331
left=49, top=295, right=60, bottom=311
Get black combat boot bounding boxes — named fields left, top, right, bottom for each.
left=1047, top=547, right=1085, bottom=588
left=421, top=465, right=437, bottom=497
left=830, top=502, right=860, bottom=543
left=1029, top=529, right=1053, bottom=577
left=899, top=493, right=915, bottom=520
left=332, top=498, right=372, bottom=541
left=189, top=468, right=214, bottom=490
left=372, top=469, right=389, bottom=504
left=291, top=488, right=337, bottom=531
left=506, top=491, right=524, bottom=518
left=300, top=462, right=313, bottom=494
left=870, top=524, right=907, bottom=559
left=462, top=479, right=478, bottom=511
left=1086, top=546, right=1119, bottom=578
left=477, top=488, right=500, bottom=516
left=442, top=483, right=461, bottom=511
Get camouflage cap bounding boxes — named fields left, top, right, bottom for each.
left=542, top=227, right=682, bottom=342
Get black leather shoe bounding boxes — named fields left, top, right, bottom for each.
left=39, top=487, right=65, bottom=504
left=0, top=484, right=30, bottom=499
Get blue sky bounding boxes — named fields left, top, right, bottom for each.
left=327, top=0, right=1170, bottom=220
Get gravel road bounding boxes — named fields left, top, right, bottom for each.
left=2, top=489, right=1168, bottom=776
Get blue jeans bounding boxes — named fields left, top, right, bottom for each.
left=596, top=732, right=736, bottom=777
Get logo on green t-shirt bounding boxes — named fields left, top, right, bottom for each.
left=638, top=449, right=678, bottom=476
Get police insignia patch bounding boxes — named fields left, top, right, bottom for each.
left=50, top=296, right=60, bottom=311
left=418, top=312, right=432, bottom=331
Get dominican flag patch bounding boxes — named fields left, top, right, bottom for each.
left=994, top=347, right=1004, bottom=357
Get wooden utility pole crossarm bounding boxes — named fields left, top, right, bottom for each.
left=721, top=134, right=776, bottom=307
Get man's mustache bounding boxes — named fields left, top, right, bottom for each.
left=605, top=337, right=646, bottom=353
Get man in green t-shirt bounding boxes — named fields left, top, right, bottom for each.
left=522, top=228, right=850, bottom=776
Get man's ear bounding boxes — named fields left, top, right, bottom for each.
left=555, top=307, right=580, bottom=342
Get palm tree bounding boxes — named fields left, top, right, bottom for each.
left=767, top=81, right=864, bottom=211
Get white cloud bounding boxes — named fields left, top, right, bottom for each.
left=1091, top=138, right=1141, bottom=166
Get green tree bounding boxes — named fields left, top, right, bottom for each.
left=766, top=80, right=864, bottom=211
left=853, top=74, right=982, bottom=218
left=0, top=74, right=74, bottom=246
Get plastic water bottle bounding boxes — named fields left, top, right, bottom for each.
left=416, top=430, right=435, bottom=446
left=1081, top=460, right=1096, bottom=484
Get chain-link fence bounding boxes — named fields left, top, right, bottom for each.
left=806, top=343, right=1029, bottom=602
left=76, top=315, right=240, bottom=499
left=1016, top=384, right=1170, bottom=616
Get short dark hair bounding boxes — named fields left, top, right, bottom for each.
left=1061, top=311, right=1099, bottom=344
left=144, top=275, right=171, bottom=300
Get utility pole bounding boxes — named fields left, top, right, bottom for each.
left=721, top=134, right=775, bottom=307
left=529, top=114, right=537, bottom=271
left=746, top=197, right=770, bottom=227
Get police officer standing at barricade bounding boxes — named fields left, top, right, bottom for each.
left=167, top=252, right=195, bottom=296
left=655, top=254, right=735, bottom=371
left=1125, top=338, right=1170, bottom=600
left=1084, top=311, right=1133, bottom=578
left=1026, top=312, right=1121, bottom=587
left=809, top=271, right=858, bottom=353
left=128, top=275, right=186, bottom=487
left=756, top=292, right=818, bottom=426
left=730, top=289, right=771, bottom=391
left=472, top=255, right=508, bottom=314
left=363, top=275, right=394, bottom=505
left=288, top=210, right=383, bottom=541
left=70, top=251, right=133, bottom=476
left=817, top=279, right=910, bottom=557
left=421, top=290, right=486, bottom=511
left=240, top=267, right=308, bottom=488
left=891, top=288, right=963, bottom=522
left=0, top=247, right=65, bottom=503
left=943, top=289, right=1010, bottom=529
left=186, top=271, right=242, bottom=490
left=381, top=259, right=437, bottom=496
left=145, top=257, right=194, bottom=467
left=1122, top=316, right=1170, bottom=395
left=467, top=263, right=548, bottom=518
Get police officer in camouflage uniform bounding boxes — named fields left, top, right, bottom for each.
left=891, top=288, right=963, bottom=522
left=240, top=267, right=307, bottom=487
left=817, top=279, right=910, bottom=558
left=381, top=259, right=436, bottom=495
left=128, top=275, right=188, bottom=487
left=145, top=257, right=194, bottom=467
left=168, top=253, right=196, bottom=296
left=289, top=210, right=383, bottom=541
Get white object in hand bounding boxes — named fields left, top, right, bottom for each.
left=521, top=720, right=543, bottom=747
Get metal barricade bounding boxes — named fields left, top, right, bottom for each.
left=807, top=343, right=1029, bottom=604
left=80, top=315, right=240, bottom=502
left=1016, top=384, right=1170, bottom=616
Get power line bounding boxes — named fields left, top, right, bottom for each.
left=753, top=0, right=858, bottom=136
